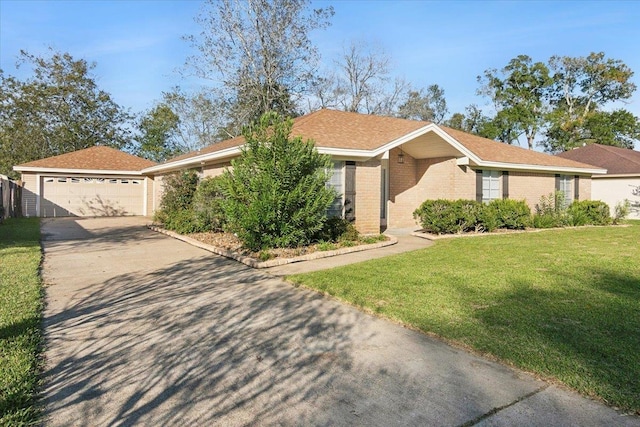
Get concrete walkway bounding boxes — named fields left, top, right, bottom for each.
left=41, top=217, right=639, bottom=426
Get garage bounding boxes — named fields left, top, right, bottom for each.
left=40, top=176, right=145, bottom=217
left=13, top=146, right=156, bottom=217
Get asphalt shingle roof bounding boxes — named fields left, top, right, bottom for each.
left=17, top=146, right=156, bottom=171
left=556, top=144, right=640, bottom=175
left=164, top=109, right=598, bottom=171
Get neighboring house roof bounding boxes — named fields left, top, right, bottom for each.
left=143, top=109, right=605, bottom=175
left=556, top=144, right=640, bottom=176
left=14, top=146, right=156, bottom=175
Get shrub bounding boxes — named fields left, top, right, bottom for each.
left=315, top=217, right=359, bottom=242
left=567, top=200, right=611, bottom=226
left=533, top=191, right=569, bottom=228
left=413, top=199, right=482, bottom=234
left=154, top=169, right=201, bottom=232
left=613, top=200, right=630, bottom=225
left=487, top=199, right=532, bottom=229
left=219, top=113, right=336, bottom=251
left=192, top=176, right=226, bottom=232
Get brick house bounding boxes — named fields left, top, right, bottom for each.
left=143, top=109, right=605, bottom=233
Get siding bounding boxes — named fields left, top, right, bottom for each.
left=21, top=173, right=38, bottom=217
left=592, top=177, right=640, bottom=219
left=203, top=162, right=231, bottom=178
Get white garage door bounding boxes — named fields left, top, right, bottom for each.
left=40, top=176, right=144, bottom=217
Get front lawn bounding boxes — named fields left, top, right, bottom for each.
left=289, top=224, right=640, bottom=414
left=0, top=218, right=44, bottom=425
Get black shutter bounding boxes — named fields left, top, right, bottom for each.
left=555, top=174, right=561, bottom=191
left=476, top=170, right=483, bottom=202
left=574, top=175, right=580, bottom=200
left=502, top=171, right=509, bottom=199
left=345, top=161, right=356, bottom=221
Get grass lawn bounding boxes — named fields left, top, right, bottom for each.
left=289, top=223, right=640, bottom=414
left=0, top=218, right=44, bottom=425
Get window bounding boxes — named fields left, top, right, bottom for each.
left=482, top=170, right=500, bottom=203
left=557, top=175, right=572, bottom=207
left=326, top=161, right=344, bottom=218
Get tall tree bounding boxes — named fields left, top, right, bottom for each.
left=543, top=52, right=638, bottom=151
left=185, top=0, right=333, bottom=134
left=397, top=84, right=448, bottom=123
left=478, top=55, right=553, bottom=148
left=444, top=105, right=492, bottom=136
left=162, top=87, right=228, bottom=149
left=0, top=49, right=132, bottom=177
left=135, top=104, right=181, bottom=162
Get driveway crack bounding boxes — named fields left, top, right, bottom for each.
left=458, top=384, right=550, bottom=427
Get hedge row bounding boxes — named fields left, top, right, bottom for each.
left=413, top=196, right=613, bottom=235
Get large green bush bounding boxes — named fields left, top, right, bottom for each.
left=567, top=200, right=611, bottom=226
left=219, top=113, right=336, bottom=251
left=192, top=176, right=226, bottom=232
left=315, top=217, right=359, bottom=242
left=486, top=199, right=532, bottom=229
left=413, top=199, right=482, bottom=234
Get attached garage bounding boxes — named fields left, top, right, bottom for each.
left=14, top=146, right=156, bottom=218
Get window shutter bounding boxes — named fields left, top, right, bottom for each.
left=345, top=161, right=356, bottom=221
left=502, top=171, right=509, bottom=199
left=574, top=175, right=580, bottom=200
left=476, top=170, right=483, bottom=202
left=555, top=174, right=561, bottom=191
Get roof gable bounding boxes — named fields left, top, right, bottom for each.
left=556, top=144, right=640, bottom=175
left=15, top=146, right=156, bottom=171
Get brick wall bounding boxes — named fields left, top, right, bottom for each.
left=507, top=172, right=557, bottom=210
left=355, top=158, right=382, bottom=234
left=578, top=176, right=591, bottom=201
left=203, top=162, right=231, bottom=178
left=387, top=148, right=476, bottom=228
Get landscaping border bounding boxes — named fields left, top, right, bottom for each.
left=412, top=224, right=630, bottom=240
left=149, top=225, right=397, bottom=268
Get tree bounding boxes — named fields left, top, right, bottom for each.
left=0, top=49, right=132, bottom=177
left=444, top=105, right=492, bottom=136
left=220, top=112, right=335, bottom=250
left=184, top=0, right=333, bottom=133
left=397, top=84, right=448, bottom=123
left=543, top=52, right=639, bottom=151
left=313, top=41, right=408, bottom=115
left=161, top=87, right=227, bottom=149
left=135, top=104, right=181, bottom=162
left=478, top=55, right=553, bottom=148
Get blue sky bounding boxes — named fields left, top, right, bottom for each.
left=1, top=0, right=640, bottom=129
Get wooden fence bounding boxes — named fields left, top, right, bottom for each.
left=0, top=175, right=22, bottom=220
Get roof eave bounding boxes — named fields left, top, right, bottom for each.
left=142, top=147, right=243, bottom=174
left=13, top=166, right=146, bottom=175
left=467, top=160, right=607, bottom=175
left=592, top=173, right=640, bottom=178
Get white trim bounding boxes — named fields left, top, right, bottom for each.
left=592, top=173, right=640, bottom=178
left=14, top=166, right=145, bottom=175
left=35, top=174, right=41, bottom=217
left=456, top=157, right=470, bottom=166
left=473, top=161, right=605, bottom=175
left=142, top=147, right=242, bottom=174
left=143, top=178, right=148, bottom=216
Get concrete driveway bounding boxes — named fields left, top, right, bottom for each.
left=41, top=217, right=639, bottom=426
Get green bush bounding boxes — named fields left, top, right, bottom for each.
left=533, top=191, right=569, bottom=229
left=193, top=176, right=226, bottom=232
left=219, top=112, right=336, bottom=251
left=614, top=200, right=630, bottom=225
left=413, top=199, right=482, bottom=234
left=487, top=199, right=532, bottom=229
left=154, top=169, right=202, bottom=233
left=567, top=200, right=611, bottom=226
left=315, top=217, right=357, bottom=242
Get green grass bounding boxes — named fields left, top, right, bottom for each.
left=289, top=224, right=640, bottom=413
left=0, top=218, right=44, bottom=425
